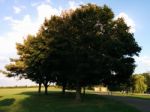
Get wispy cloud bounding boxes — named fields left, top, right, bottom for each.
left=37, top=3, right=61, bottom=23
left=0, top=73, right=36, bottom=87
left=0, top=2, right=64, bottom=86
left=45, top=0, right=51, bottom=3
left=2, top=3, right=62, bottom=70
left=68, top=0, right=83, bottom=10
left=135, top=56, right=150, bottom=67
left=13, top=6, right=21, bottom=14
left=69, top=1, right=77, bottom=10
left=0, top=56, right=9, bottom=63
left=134, top=56, right=150, bottom=73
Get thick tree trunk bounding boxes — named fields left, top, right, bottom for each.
left=38, top=82, right=42, bottom=93
left=44, top=85, right=48, bottom=95
left=76, top=81, right=81, bottom=101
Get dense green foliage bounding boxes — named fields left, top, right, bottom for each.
left=131, top=75, right=147, bottom=93
left=142, top=73, right=150, bottom=89
left=131, top=73, right=150, bottom=92
left=4, top=4, right=141, bottom=100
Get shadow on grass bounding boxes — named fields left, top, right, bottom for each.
left=14, top=91, right=140, bottom=112
left=0, top=98, right=15, bottom=106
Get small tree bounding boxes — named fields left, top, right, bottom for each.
left=131, top=75, right=147, bottom=93
left=5, top=35, right=54, bottom=94
left=142, top=73, right=150, bottom=89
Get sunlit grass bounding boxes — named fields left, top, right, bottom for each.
left=110, top=91, right=150, bottom=100
left=0, top=87, right=140, bottom=112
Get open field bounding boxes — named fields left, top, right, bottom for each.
left=0, top=87, right=141, bottom=112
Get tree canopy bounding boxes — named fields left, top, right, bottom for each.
left=4, top=4, right=141, bottom=100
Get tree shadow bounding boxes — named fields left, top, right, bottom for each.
left=0, top=98, right=15, bottom=106
left=15, top=91, right=139, bottom=112
left=16, top=91, right=80, bottom=112
left=18, top=91, right=76, bottom=102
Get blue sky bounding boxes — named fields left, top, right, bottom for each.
left=0, top=0, right=150, bottom=86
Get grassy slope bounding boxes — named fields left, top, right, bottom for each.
left=0, top=87, right=140, bottom=112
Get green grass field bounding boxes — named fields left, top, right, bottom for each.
left=0, top=87, right=140, bottom=112
left=112, top=92, right=150, bottom=100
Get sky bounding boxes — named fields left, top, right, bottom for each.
left=0, top=0, right=150, bottom=86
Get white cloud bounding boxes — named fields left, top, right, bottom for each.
left=0, top=1, right=83, bottom=86
left=0, top=3, right=63, bottom=86
left=0, top=56, right=9, bottom=63
left=116, top=12, right=136, bottom=33
left=69, top=1, right=77, bottom=10
left=135, top=56, right=150, bottom=67
left=1, top=15, right=37, bottom=62
left=134, top=56, right=150, bottom=73
left=4, top=16, right=13, bottom=21
left=13, top=6, right=21, bottom=14
left=7, top=15, right=38, bottom=36
left=45, top=0, right=51, bottom=3
left=68, top=1, right=81, bottom=10
left=0, top=3, right=62, bottom=69
left=37, top=3, right=61, bottom=23
left=0, top=74, right=36, bottom=87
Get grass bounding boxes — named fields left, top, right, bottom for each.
left=131, top=94, right=150, bottom=99
left=112, top=92, right=150, bottom=100
left=0, top=87, right=141, bottom=112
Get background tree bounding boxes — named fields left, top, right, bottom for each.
left=131, top=75, right=147, bottom=93
left=142, top=73, right=150, bottom=90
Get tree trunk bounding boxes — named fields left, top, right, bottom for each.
left=83, top=87, right=86, bottom=95
left=44, top=83, right=48, bottom=95
left=76, top=81, right=81, bottom=101
left=38, top=82, right=42, bottom=93
left=62, top=84, right=66, bottom=95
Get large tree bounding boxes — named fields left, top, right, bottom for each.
left=67, top=4, right=140, bottom=100
left=4, top=4, right=141, bottom=100
left=45, top=4, right=141, bottom=100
